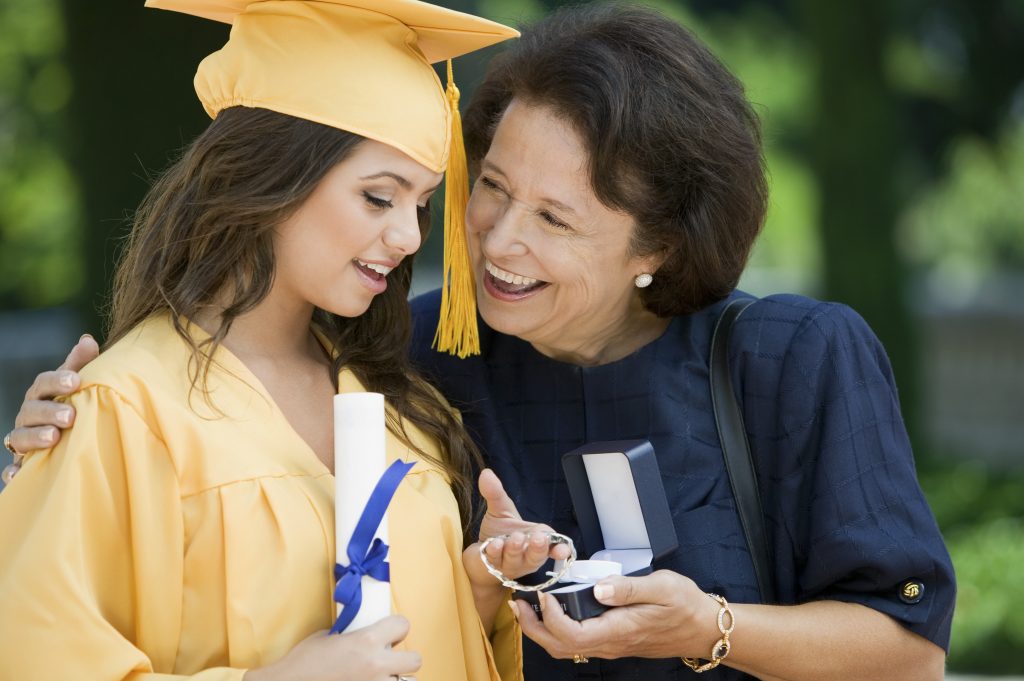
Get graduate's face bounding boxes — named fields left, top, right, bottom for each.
left=466, top=100, right=661, bottom=359
left=274, top=139, right=441, bottom=317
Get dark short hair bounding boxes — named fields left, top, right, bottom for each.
left=463, top=3, right=768, bottom=315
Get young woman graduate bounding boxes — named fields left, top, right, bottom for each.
left=0, top=2, right=563, bottom=680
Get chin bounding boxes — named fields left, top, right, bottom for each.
left=475, top=289, right=504, bottom=327
left=320, top=298, right=374, bottom=319
left=477, top=300, right=527, bottom=338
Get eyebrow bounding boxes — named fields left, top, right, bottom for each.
left=360, top=171, right=412, bottom=190
left=480, top=160, right=579, bottom=216
left=360, top=171, right=442, bottom=196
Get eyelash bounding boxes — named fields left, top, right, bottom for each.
left=539, top=212, right=570, bottom=230
left=480, top=176, right=571, bottom=231
left=363, top=192, right=393, bottom=210
left=479, top=176, right=502, bottom=192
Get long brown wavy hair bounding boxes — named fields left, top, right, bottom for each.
left=108, top=106, right=482, bottom=530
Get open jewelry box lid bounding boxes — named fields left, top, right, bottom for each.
left=512, top=439, right=679, bottom=621
left=562, top=439, right=678, bottom=565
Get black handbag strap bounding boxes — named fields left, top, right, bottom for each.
left=710, top=297, right=776, bottom=604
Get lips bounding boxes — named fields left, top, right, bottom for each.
left=353, top=258, right=394, bottom=294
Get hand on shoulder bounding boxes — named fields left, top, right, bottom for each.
left=7, top=335, right=99, bottom=455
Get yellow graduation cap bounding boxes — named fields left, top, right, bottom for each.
left=145, top=0, right=520, bottom=357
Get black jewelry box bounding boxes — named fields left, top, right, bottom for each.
left=514, top=439, right=678, bottom=621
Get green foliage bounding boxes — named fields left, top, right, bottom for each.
left=921, top=459, right=1024, bottom=533
left=478, top=0, right=546, bottom=25
left=700, top=7, right=822, bottom=294
left=885, top=32, right=963, bottom=102
left=0, top=0, right=82, bottom=309
left=899, top=119, right=1024, bottom=275
left=945, top=518, right=1024, bottom=673
left=920, top=462, right=1024, bottom=673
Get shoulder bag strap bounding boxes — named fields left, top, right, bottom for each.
left=710, top=297, right=776, bottom=604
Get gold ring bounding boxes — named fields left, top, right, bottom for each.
left=3, top=431, right=26, bottom=485
left=572, top=654, right=589, bottom=664
left=3, top=431, right=16, bottom=455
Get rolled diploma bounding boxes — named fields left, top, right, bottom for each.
left=334, top=392, right=391, bottom=631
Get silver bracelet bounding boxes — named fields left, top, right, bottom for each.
left=478, top=531, right=576, bottom=591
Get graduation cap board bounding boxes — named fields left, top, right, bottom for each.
left=515, top=440, right=679, bottom=621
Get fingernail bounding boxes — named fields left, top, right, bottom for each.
left=59, top=373, right=74, bottom=389
left=57, top=409, right=71, bottom=426
left=41, top=428, right=55, bottom=443
left=593, top=584, right=613, bottom=601
left=79, top=334, right=93, bottom=342
left=507, top=600, right=519, bottom=621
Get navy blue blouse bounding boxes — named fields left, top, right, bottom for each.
left=410, top=289, right=955, bottom=681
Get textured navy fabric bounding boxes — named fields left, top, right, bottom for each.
left=410, top=289, right=955, bottom=681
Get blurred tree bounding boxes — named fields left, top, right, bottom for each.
left=797, top=0, right=1024, bottom=442
left=796, top=1, right=918, bottom=419
left=55, top=0, right=520, bottom=329
left=901, top=120, right=1024, bottom=278
left=888, top=0, right=1024, bottom=176
left=38, top=0, right=1024, bottom=372
left=57, top=2, right=225, bottom=338
left=696, top=5, right=821, bottom=296
left=892, top=1, right=1024, bottom=288
left=478, top=0, right=545, bottom=29
left=0, top=0, right=81, bottom=309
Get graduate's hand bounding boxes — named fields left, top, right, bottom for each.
left=242, top=616, right=421, bottom=681
left=463, top=469, right=571, bottom=589
left=467, top=528, right=567, bottom=587
left=463, top=470, right=572, bottom=633
left=510, top=569, right=720, bottom=661
left=8, top=335, right=98, bottom=454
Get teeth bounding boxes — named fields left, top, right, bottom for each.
left=357, top=259, right=394, bottom=276
left=485, top=260, right=538, bottom=286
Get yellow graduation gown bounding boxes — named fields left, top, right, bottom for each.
left=0, top=314, right=521, bottom=681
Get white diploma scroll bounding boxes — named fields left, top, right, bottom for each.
left=334, top=392, right=391, bottom=631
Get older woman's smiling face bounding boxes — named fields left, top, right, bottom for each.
left=466, top=100, right=666, bottom=365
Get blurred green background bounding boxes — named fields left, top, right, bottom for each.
left=1, top=0, right=1022, bottom=674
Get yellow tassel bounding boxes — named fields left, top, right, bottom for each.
left=433, top=59, right=480, bottom=358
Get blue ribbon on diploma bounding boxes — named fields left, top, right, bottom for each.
left=331, top=458, right=415, bottom=634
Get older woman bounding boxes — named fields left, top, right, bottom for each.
left=8, top=3, right=953, bottom=681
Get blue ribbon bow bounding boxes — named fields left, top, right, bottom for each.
left=331, top=458, right=415, bottom=634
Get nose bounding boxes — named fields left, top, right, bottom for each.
left=478, top=200, right=528, bottom=259
left=382, top=208, right=422, bottom=255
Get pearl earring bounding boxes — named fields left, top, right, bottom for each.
left=634, top=273, right=653, bottom=288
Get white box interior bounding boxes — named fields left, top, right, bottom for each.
left=582, top=451, right=652, bottom=550
left=544, top=451, right=657, bottom=593
left=590, top=548, right=653, bottom=574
